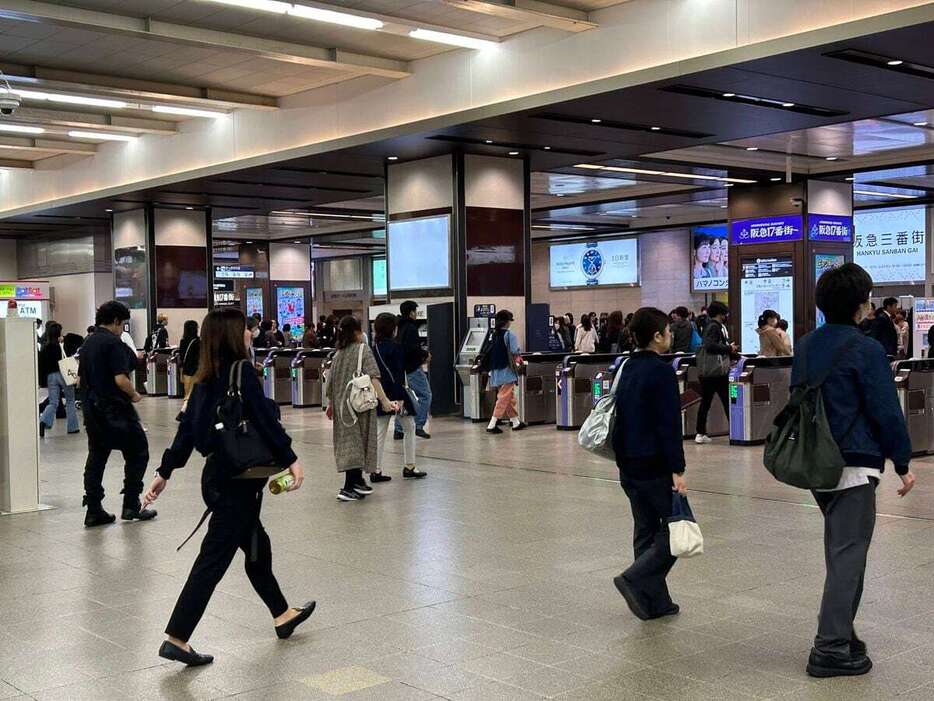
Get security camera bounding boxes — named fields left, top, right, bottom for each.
left=790, top=197, right=804, bottom=208
left=0, top=94, right=20, bottom=116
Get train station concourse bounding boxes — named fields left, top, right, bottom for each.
left=5, top=1, right=934, bottom=699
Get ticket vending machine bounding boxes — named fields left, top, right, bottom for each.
left=455, top=320, right=494, bottom=421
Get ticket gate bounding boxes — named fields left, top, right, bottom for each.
left=166, top=349, right=185, bottom=398
left=133, top=355, right=147, bottom=394
left=893, top=358, right=934, bottom=455
left=677, top=356, right=730, bottom=439
left=262, top=348, right=301, bottom=404
left=291, top=349, right=331, bottom=408
left=516, top=352, right=567, bottom=425
left=728, top=356, right=794, bottom=446
left=556, top=353, right=625, bottom=430
left=144, top=347, right=176, bottom=396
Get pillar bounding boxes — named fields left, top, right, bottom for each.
left=727, top=180, right=853, bottom=352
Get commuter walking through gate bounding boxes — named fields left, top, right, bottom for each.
left=694, top=301, right=736, bottom=444
left=144, top=313, right=169, bottom=352
left=611, top=307, right=686, bottom=620
left=142, top=308, right=312, bottom=667
left=486, top=310, right=527, bottom=434
left=326, top=315, right=398, bottom=501
left=395, top=301, right=432, bottom=439
left=371, top=312, right=427, bottom=483
left=668, top=306, right=694, bottom=354
left=79, top=301, right=156, bottom=527
left=596, top=310, right=623, bottom=353
left=38, top=322, right=81, bottom=436
left=756, top=309, right=791, bottom=357
left=794, top=264, right=915, bottom=678
left=574, top=314, right=597, bottom=352
left=178, top=320, right=200, bottom=400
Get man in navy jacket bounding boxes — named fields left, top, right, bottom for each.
left=611, top=307, right=687, bottom=621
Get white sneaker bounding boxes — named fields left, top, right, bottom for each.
left=694, top=434, right=712, bottom=444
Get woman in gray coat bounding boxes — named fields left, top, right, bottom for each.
left=326, top=315, right=398, bottom=501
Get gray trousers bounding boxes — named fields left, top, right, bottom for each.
left=811, top=481, right=877, bottom=658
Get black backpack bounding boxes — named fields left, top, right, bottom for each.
left=763, top=335, right=860, bottom=490
left=476, top=328, right=497, bottom=372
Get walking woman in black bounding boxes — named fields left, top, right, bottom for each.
left=694, top=301, right=736, bottom=444
left=142, top=308, right=313, bottom=666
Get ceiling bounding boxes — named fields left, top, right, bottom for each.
left=7, top=14, right=934, bottom=245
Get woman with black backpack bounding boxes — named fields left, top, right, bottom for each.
left=485, top=310, right=527, bottom=434
left=178, top=319, right=200, bottom=399
left=142, top=308, right=312, bottom=667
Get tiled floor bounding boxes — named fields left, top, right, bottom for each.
left=4, top=397, right=934, bottom=700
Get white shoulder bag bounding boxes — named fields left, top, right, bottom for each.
left=58, top=343, right=79, bottom=387
left=577, top=359, right=626, bottom=460
left=341, top=344, right=378, bottom=426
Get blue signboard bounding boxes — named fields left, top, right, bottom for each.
left=730, top=214, right=803, bottom=245
left=808, top=214, right=853, bottom=242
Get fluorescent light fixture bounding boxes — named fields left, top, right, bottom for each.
left=543, top=145, right=551, bottom=150
left=782, top=102, right=795, bottom=108
left=205, top=0, right=290, bottom=12
left=825, top=156, right=838, bottom=161
left=650, top=126, right=661, bottom=131
left=68, top=130, right=137, bottom=141
left=387, top=156, right=398, bottom=161
left=484, top=139, right=493, bottom=144
left=722, top=92, right=735, bottom=97
left=508, top=151, right=519, bottom=156
left=294, top=240, right=302, bottom=244
left=105, top=208, right=113, bottom=212
left=745, top=146, right=759, bottom=151
left=0, top=124, right=44, bottom=134
left=590, top=118, right=602, bottom=123
left=152, top=105, right=227, bottom=118
left=854, top=189, right=918, bottom=199
left=720, top=205, right=728, bottom=208
left=15, top=88, right=127, bottom=109
left=185, top=206, right=194, bottom=210
left=770, top=177, right=781, bottom=181
left=572, top=163, right=756, bottom=184
left=408, top=28, right=495, bottom=50
left=288, top=4, right=383, bottom=29
left=887, top=59, right=904, bottom=66
left=845, top=177, right=854, bottom=181
left=914, top=121, right=929, bottom=127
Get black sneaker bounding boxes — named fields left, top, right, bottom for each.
left=393, top=431, right=404, bottom=441
left=352, top=482, right=374, bottom=496
left=806, top=649, right=872, bottom=678
left=649, top=604, right=680, bottom=619
left=338, top=489, right=363, bottom=502
left=486, top=426, right=503, bottom=434
left=415, top=428, right=431, bottom=439
left=613, top=574, right=651, bottom=621
left=122, top=505, right=157, bottom=521
left=370, top=473, right=392, bottom=483
left=84, top=509, right=116, bottom=528
left=403, top=467, right=427, bottom=479
left=511, top=422, right=527, bottom=431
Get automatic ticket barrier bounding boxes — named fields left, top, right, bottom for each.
left=263, top=348, right=300, bottom=405
left=291, top=349, right=331, bottom=408
left=676, top=356, right=729, bottom=439
left=166, top=349, right=185, bottom=398
left=556, top=353, right=624, bottom=430
left=516, top=352, right=566, bottom=425
left=144, top=347, right=176, bottom=397
left=893, top=358, right=934, bottom=455
left=728, top=356, right=794, bottom=446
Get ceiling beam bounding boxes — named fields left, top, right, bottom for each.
left=0, top=62, right=276, bottom=110
left=2, top=107, right=176, bottom=135
left=440, top=0, right=597, bottom=32
left=0, top=158, right=32, bottom=169
left=0, top=136, right=96, bottom=155
left=0, top=0, right=411, bottom=80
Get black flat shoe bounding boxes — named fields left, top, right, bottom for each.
left=613, top=575, right=651, bottom=621
left=159, top=640, right=214, bottom=667
left=84, top=509, right=116, bottom=528
left=275, top=601, right=316, bottom=639
left=806, top=649, right=872, bottom=678
left=851, top=634, right=867, bottom=657
left=649, top=604, right=680, bottom=619
left=370, top=473, right=392, bottom=483
left=511, top=422, right=527, bottom=431
left=415, top=428, right=431, bottom=439
left=122, top=506, right=157, bottom=521
left=486, top=426, right=503, bottom=434
left=67, top=430, right=80, bottom=435
left=403, top=467, right=427, bottom=479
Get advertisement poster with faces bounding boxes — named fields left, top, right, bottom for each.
left=691, top=226, right=729, bottom=292
left=740, top=257, right=794, bottom=353
left=276, top=287, right=305, bottom=339
left=549, top=238, right=639, bottom=289
left=854, top=207, right=926, bottom=284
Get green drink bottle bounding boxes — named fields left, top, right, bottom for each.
left=268, top=470, right=294, bottom=495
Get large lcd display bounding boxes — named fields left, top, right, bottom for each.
left=854, top=207, right=926, bottom=284
left=372, top=257, right=387, bottom=297
left=691, top=225, right=728, bottom=292
left=549, top=238, right=639, bottom=289
left=740, top=256, right=794, bottom=353
left=114, top=246, right=148, bottom=309
left=155, top=245, right=208, bottom=308
left=246, top=288, right=263, bottom=319
left=388, top=215, right=451, bottom=291
left=276, top=287, right=305, bottom=339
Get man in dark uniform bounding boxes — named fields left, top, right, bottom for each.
left=868, top=297, right=899, bottom=357
left=79, top=301, right=156, bottom=527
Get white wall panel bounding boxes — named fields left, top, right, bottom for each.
left=0, top=241, right=17, bottom=280
left=465, top=155, right=525, bottom=210
left=113, top=210, right=146, bottom=249
left=154, top=209, right=206, bottom=247
left=387, top=156, right=453, bottom=215
left=270, top=243, right=311, bottom=281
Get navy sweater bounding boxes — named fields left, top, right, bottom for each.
left=612, top=351, right=686, bottom=479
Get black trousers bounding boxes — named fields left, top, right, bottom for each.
left=166, top=479, right=288, bottom=642
left=812, top=481, right=877, bottom=658
left=621, top=475, right=677, bottom=615
left=696, top=375, right=729, bottom=436
left=82, top=408, right=149, bottom=509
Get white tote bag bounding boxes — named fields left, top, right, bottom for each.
left=669, top=494, right=704, bottom=558
left=58, top=343, right=79, bottom=387
left=578, top=359, right=626, bottom=460
left=341, top=344, right=378, bottom=426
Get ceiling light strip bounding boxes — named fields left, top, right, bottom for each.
left=660, top=84, right=848, bottom=118
left=573, top=163, right=756, bottom=184
left=853, top=189, right=920, bottom=200
left=534, top=113, right=713, bottom=139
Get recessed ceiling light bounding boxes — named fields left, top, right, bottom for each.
left=745, top=146, right=759, bottom=151
left=387, top=156, right=398, bottom=161
left=408, top=28, right=495, bottom=50
left=246, top=240, right=254, bottom=243
left=782, top=102, right=795, bottom=108
left=294, top=240, right=302, bottom=244
left=845, top=177, right=854, bottom=181
left=105, top=208, right=113, bottom=213
left=555, top=193, right=565, bottom=197
left=185, top=206, right=194, bottom=210
left=591, top=118, right=602, bottom=123
left=914, top=121, right=929, bottom=127
left=720, top=205, right=728, bottom=208
left=543, top=146, right=551, bottom=150
left=825, top=156, right=838, bottom=161
left=0, top=124, right=45, bottom=134
left=724, top=183, right=734, bottom=187
left=650, top=126, right=661, bottom=131
left=770, top=177, right=781, bottom=181
left=152, top=105, right=228, bottom=118
left=887, top=59, right=904, bottom=66
left=722, top=92, right=735, bottom=98
left=484, top=139, right=493, bottom=144
left=508, top=151, right=519, bottom=155
left=68, top=130, right=136, bottom=141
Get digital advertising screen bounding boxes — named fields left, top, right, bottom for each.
left=155, top=245, right=208, bottom=309
left=276, top=287, right=305, bottom=338
left=854, top=207, right=926, bottom=284
left=114, top=246, right=148, bottom=309
left=549, top=238, right=639, bottom=289
left=372, top=257, right=387, bottom=297
left=388, top=215, right=451, bottom=292
left=740, top=256, right=794, bottom=353
left=691, top=225, right=729, bottom=292
left=815, top=254, right=846, bottom=328
left=245, top=288, right=264, bottom=319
